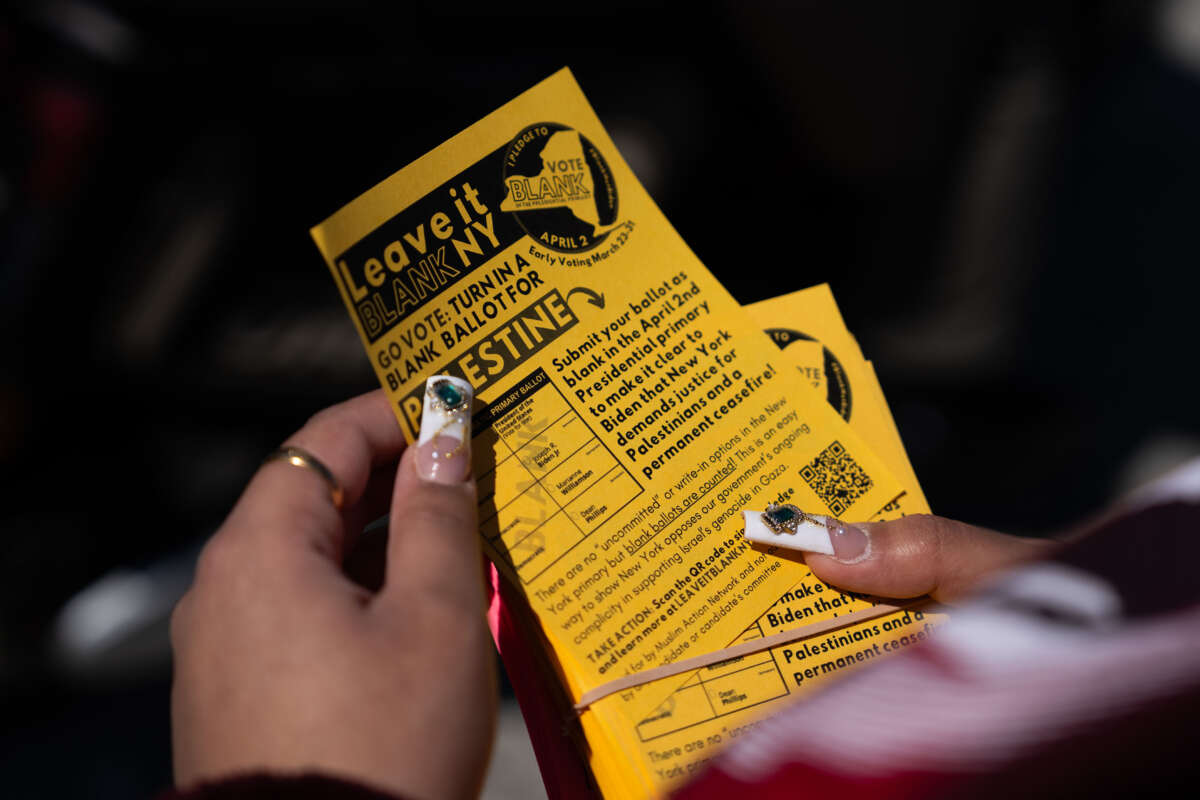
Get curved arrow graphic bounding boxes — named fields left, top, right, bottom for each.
left=566, top=286, right=606, bottom=311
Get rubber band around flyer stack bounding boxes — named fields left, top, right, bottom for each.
left=573, top=598, right=934, bottom=712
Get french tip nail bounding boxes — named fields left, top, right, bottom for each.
left=415, top=375, right=474, bottom=484
left=418, top=375, right=474, bottom=445
left=741, top=508, right=836, bottom=555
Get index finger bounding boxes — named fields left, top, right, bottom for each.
left=229, top=389, right=408, bottom=559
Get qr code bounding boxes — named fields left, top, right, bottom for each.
left=799, top=440, right=873, bottom=516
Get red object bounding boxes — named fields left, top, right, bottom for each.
left=487, top=562, right=602, bottom=798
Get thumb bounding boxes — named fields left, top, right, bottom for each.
left=379, top=376, right=484, bottom=616
left=801, top=514, right=1053, bottom=604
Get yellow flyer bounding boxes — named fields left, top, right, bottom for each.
left=749, top=284, right=928, bottom=516
left=310, top=68, right=905, bottom=726
left=574, top=287, right=944, bottom=798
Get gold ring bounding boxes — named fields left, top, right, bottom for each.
left=263, top=446, right=345, bottom=510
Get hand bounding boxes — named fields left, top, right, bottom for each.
left=805, top=513, right=1056, bottom=603
left=169, top=390, right=495, bottom=800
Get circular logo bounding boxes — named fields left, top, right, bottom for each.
left=500, top=122, right=618, bottom=254
left=764, top=328, right=853, bottom=421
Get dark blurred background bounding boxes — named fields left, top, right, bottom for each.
left=3, top=1, right=1199, bottom=796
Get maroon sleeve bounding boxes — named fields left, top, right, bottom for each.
left=159, top=773, right=406, bottom=800
left=673, top=501, right=1200, bottom=798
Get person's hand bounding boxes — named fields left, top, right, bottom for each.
left=169, top=389, right=495, bottom=800
left=805, top=513, right=1056, bottom=603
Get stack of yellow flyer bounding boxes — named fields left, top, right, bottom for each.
left=310, top=69, right=946, bottom=798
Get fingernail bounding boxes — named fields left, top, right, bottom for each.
left=826, top=518, right=871, bottom=564
left=742, top=506, right=834, bottom=554
left=415, top=375, right=473, bottom=484
left=741, top=505, right=872, bottom=564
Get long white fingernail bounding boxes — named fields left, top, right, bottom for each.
left=418, top=375, right=473, bottom=445
left=742, top=506, right=835, bottom=555
left=416, top=375, right=474, bottom=484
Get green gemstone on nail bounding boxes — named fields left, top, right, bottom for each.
left=762, top=502, right=806, bottom=533
left=766, top=505, right=797, bottom=525
left=434, top=381, right=464, bottom=408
